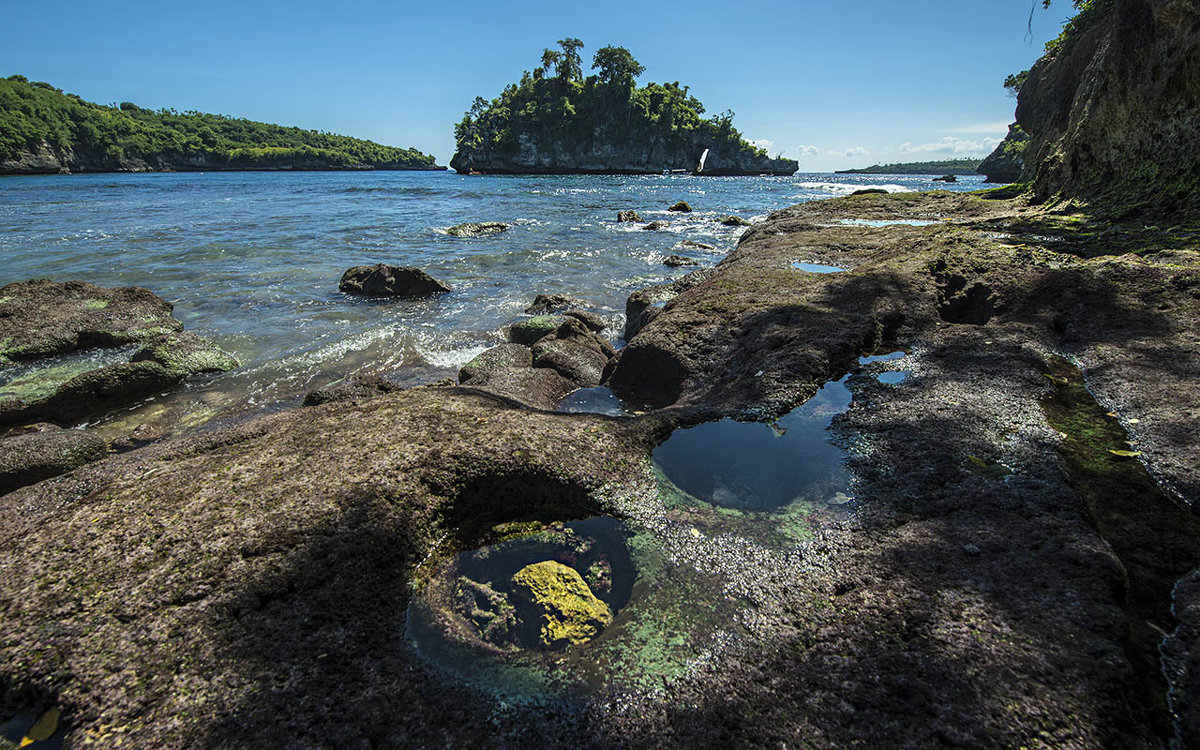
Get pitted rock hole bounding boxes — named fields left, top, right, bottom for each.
left=933, top=267, right=995, bottom=325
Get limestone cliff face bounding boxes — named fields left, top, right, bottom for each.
left=1016, top=0, right=1200, bottom=216
left=450, top=131, right=797, bottom=176
left=977, top=124, right=1029, bottom=183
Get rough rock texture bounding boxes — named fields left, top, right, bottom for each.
left=1016, top=0, right=1200, bottom=216
left=337, top=264, right=451, bottom=296
left=302, top=374, right=405, bottom=407
left=0, top=280, right=180, bottom=363
left=663, top=254, right=700, bottom=268
left=642, top=220, right=669, bottom=231
left=506, top=316, right=565, bottom=346
left=667, top=201, right=692, bottom=213
left=531, top=338, right=608, bottom=387
left=977, top=123, right=1029, bottom=183
left=510, top=560, right=613, bottom=648
left=623, top=269, right=715, bottom=342
left=1, top=192, right=1197, bottom=747
left=0, top=424, right=107, bottom=495
left=457, top=344, right=534, bottom=385
left=524, top=294, right=587, bottom=314
left=721, top=215, right=752, bottom=226
left=445, top=222, right=510, bottom=238
left=458, top=363, right=578, bottom=410
left=616, top=211, right=643, bottom=223
left=563, top=309, right=606, bottom=333
left=0, top=282, right=237, bottom=427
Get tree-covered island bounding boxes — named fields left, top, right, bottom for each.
left=0, top=75, right=443, bottom=174
left=451, top=40, right=798, bottom=176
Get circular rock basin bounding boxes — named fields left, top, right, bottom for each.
left=407, top=516, right=739, bottom=699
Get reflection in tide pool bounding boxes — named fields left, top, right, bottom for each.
left=557, top=386, right=632, bottom=417
left=792, top=261, right=846, bottom=274
left=653, top=376, right=852, bottom=512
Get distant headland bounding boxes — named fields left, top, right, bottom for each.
left=450, top=40, right=797, bottom=176
left=0, top=75, right=444, bottom=174
left=835, top=158, right=982, bottom=175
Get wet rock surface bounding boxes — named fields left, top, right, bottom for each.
left=445, top=221, right=510, bottom=237
left=337, top=264, right=451, bottom=296
left=2, top=191, right=1197, bottom=747
left=0, top=281, right=237, bottom=428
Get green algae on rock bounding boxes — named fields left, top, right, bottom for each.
left=511, top=560, right=613, bottom=648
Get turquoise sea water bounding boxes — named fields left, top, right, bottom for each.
left=0, top=171, right=986, bottom=427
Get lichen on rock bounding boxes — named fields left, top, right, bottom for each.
left=510, top=560, right=613, bottom=648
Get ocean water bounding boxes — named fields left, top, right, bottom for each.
left=0, top=171, right=987, bottom=428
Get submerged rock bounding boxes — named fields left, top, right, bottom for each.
left=616, top=210, right=643, bottom=223
left=0, top=423, right=106, bottom=495
left=667, top=201, right=693, bottom=213
left=445, top=222, right=510, bottom=237
left=510, top=560, right=612, bottom=648
left=642, top=220, right=669, bottom=231
left=338, top=264, right=451, bottom=297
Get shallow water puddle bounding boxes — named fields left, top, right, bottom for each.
left=558, top=386, right=633, bottom=417
left=791, top=261, right=846, bottom=273
left=858, top=350, right=908, bottom=384
left=406, top=517, right=735, bottom=698
left=652, top=376, right=853, bottom=546
left=834, top=218, right=939, bottom=227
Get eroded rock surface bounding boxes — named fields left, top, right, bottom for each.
left=338, top=264, right=451, bottom=296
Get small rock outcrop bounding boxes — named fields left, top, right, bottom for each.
left=0, top=423, right=107, bottom=495
left=510, top=560, right=613, bottom=648
left=302, top=375, right=405, bottom=407
left=338, top=264, right=451, bottom=297
left=977, top=123, right=1029, bottom=184
left=663, top=255, right=700, bottom=268
left=643, top=221, right=669, bottom=231
left=668, top=201, right=692, bottom=213
left=850, top=188, right=889, bottom=196
left=445, top=222, right=510, bottom=237
left=458, top=344, right=534, bottom=385
left=721, top=215, right=751, bottom=226
left=506, top=316, right=566, bottom=346
left=525, top=294, right=588, bottom=314
left=616, top=210, right=643, bottom=223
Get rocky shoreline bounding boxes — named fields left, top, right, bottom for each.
left=1, top=187, right=1196, bottom=747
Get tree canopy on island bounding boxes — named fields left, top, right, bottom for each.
left=0, top=75, right=439, bottom=170
left=452, top=39, right=790, bottom=174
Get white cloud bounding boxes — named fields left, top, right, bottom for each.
left=843, top=147, right=870, bottom=157
left=796, top=144, right=820, bottom=157
left=750, top=139, right=774, bottom=151
left=898, top=136, right=1001, bottom=155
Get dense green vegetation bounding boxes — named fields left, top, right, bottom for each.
left=0, top=75, right=439, bottom=171
left=836, top=158, right=982, bottom=175
left=452, top=40, right=791, bottom=174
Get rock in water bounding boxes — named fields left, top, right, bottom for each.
left=616, top=210, right=643, bottom=223
left=721, top=215, right=751, bottom=226
left=663, top=254, right=700, bottom=268
left=667, top=201, right=692, bottom=213
left=510, top=560, right=612, bottom=648
left=525, top=294, right=588, bottom=314
left=643, top=221, right=669, bottom=231
left=506, top=315, right=565, bottom=346
left=338, top=264, right=451, bottom=297
left=445, top=222, right=510, bottom=237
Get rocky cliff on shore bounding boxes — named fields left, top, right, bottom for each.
left=1015, top=0, right=1200, bottom=216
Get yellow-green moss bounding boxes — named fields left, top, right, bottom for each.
left=510, top=560, right=612, bottom=648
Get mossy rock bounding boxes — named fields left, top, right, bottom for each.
left=458, top=343, right=533, bottom=384
left=721, top=215, right=751, bottom=226
left=510, top=560, right=613, bottom=648
left=617, top=210, right=644, bottom=223
left=667, top=201, right=693, bottom=213
left=132, top=332, right=238, bottom=378
left=446, top=222, right=510, bottom=237
left=506, top=316, right=565, bottom=346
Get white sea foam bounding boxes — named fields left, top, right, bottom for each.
left=794, top=182, right=912, bottom=196
left=418, top=343, right=491, bottom=369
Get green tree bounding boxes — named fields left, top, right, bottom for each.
left=592, top=46, right=645, bottom=87
left=555, top=38, right=584, bottom=83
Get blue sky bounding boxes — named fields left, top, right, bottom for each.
left=4, top=1, right=1069, bottom=171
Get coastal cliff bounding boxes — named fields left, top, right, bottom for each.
left=450, top=40, right=797, bottom=176
left=0, top=76, right=444, bottom=174
left=976, top=123, right=1029, bottom=183
left=1016, top=0, right=1200, bottom=216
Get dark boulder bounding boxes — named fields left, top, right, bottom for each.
left=525, top=294, right=588, bottom=315
left=616, top=211, right=643, bottom=223
left=721, top=215, right=751, bottom=227
left=667, top=201, right=693, bottom=213
left=663, top=255, right=700, bottom=268
left=850, top=189, right=889, bottom=196
left=932, top=175, right=958, bottom=183
left=563, top=310, right=606, bottom=333
left=446, top=222, right=510, bottom=237
left=531, top=338, right=608, bottom=387
left=643, top=221, right=670, bottom=231
left=339, top=264, right=451, bottom=297
left=680, top=240, right=715, bottom=250
left=0, top=423, right=107, bottom=495
left=458, top=364, right=578, bottom=410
